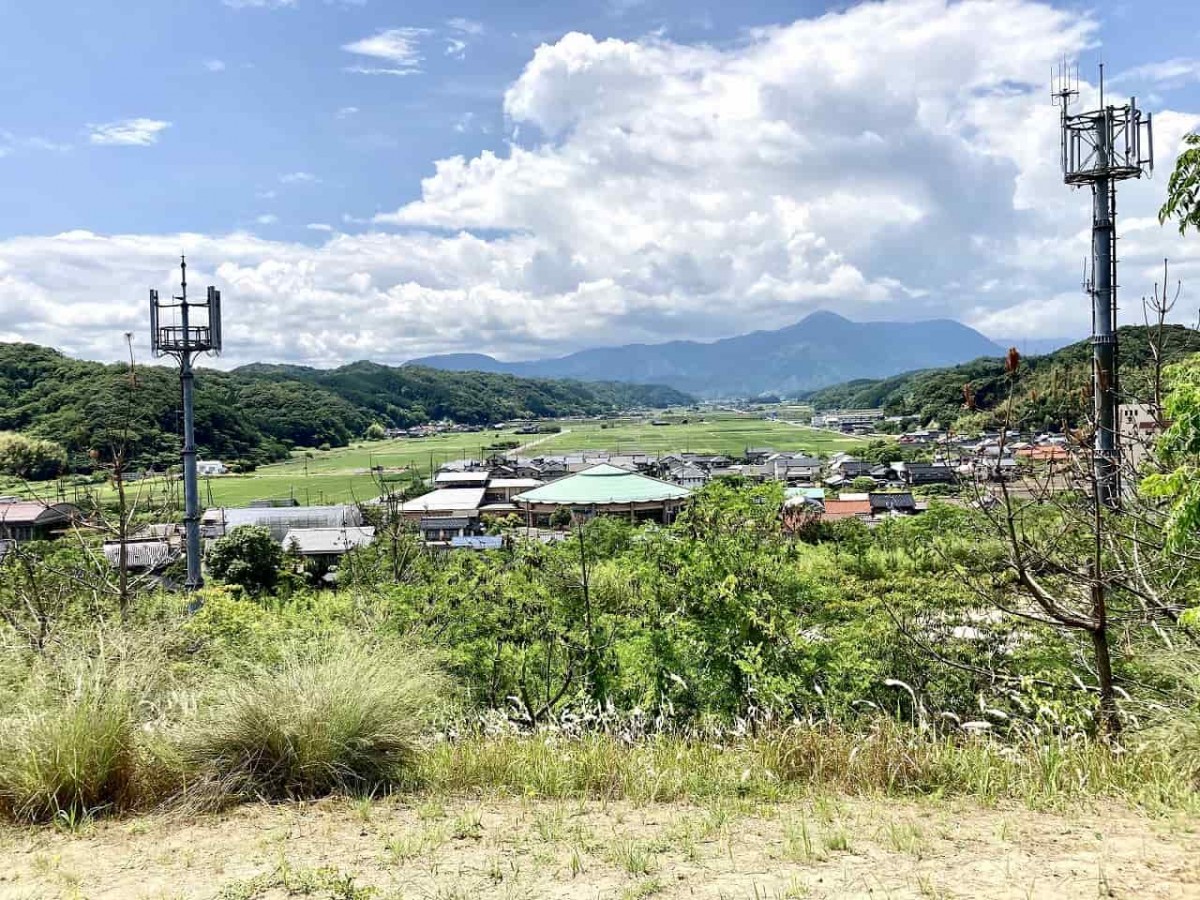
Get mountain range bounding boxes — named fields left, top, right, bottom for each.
left=409, top=311, right=1006, bottom=398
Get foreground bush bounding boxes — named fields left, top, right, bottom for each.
left=0, top=683, right=139, bottom=823
left=180, top=641, right=450, bottom=802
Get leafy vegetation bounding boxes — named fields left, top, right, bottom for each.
left=207, top=526, right=286, bottom=595
left=804, top=324, right=1200, bottom=431
left=0, top=342, right=693, bottom=471
left=1160, top=132, right=1200, bottom=236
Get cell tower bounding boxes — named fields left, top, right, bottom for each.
left=150, top=257, right=223, bottom=591
left=1054, top=61, right=1153, bottom=508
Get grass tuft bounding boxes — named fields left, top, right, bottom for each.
left=0, top=680, right=139, bottom=823
left=179, top=640, right=449, bottom=803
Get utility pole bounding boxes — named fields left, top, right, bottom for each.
left=1054, top=62, right=1153, bottom=507
left=150, top=257, right=223, bottom=593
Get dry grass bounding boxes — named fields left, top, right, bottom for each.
left=415, top=721, right=1198, bottom=812
left=176, top=640, right=452, bottom=804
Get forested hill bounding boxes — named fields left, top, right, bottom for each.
left=0, top=343, right=692, bottom=470
left=804, top=324, right=1200, bottom=431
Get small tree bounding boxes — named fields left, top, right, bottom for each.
left=207, top=526, right=284, bottom=595
left=0, top=432, right=68, bottom=481
left=1160, top=133, right=1200, bottom=236
left=850, top=476, right=876, bottom=493
left=550, top=507, right=572, bottom=529
left=364, top=422, right=387, bottom=441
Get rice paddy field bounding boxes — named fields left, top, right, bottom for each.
left=11, top=412, right=868, bottom=508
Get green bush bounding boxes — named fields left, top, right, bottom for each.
left=0, top=682, right=138, bottom=823
left=179, top=641, right=451, bottom=802
left=206, top=525, right=284, bottom=595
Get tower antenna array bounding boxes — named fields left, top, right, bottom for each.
left=1054, top=60, right=1152, bottom=507
left=150, top=257, right=223, bottom=591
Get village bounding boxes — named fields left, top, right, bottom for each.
left=0, top=401, right=1163, bottom=584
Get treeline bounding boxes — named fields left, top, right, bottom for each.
left=804, top=324, right=1200, bottom=431
left=0, top=343, right=692, bottom=472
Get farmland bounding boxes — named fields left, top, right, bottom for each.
left=535, top=413, right=866, bottom=457
left=7, top=412, right=866, bottom=508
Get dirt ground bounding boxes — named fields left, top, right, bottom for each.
left=1, top=795, right=1198, bottom=900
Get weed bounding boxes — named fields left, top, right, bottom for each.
left=609, top=839, right=657, bottom=876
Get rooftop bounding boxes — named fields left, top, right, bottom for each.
left=281, top=526, right=375, bottom=555
left=513, top=464, right=691, bottom=506
left=401, top=488, right=486, bottom=514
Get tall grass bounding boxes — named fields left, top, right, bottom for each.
left=416, top=720, right=1198, bottom=812
left=0, top=679, right=139, bottom=823
left=179, top=640, right=451, bottom=803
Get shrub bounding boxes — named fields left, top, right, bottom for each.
left=179, top=641, right=451, bottom=802
left=0, top=682, right=138, bottom=823
left=206, top=525, right=284, bottom=595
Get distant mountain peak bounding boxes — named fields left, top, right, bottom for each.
left=409, top=314, right=1003, bottom=399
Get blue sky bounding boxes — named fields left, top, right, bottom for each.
left=2, top=0, right=1199, bottom=366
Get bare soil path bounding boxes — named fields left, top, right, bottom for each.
left=1, top=796, right=1198, bottom=899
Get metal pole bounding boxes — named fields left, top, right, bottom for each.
left=1091, top=107, right=1119, bottom=508
left=179, top=263, right=204, bottom=590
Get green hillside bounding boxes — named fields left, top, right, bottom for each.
left=804, top=324, right=1200, bottom=431
left=0, top=343, right=692, bottom=471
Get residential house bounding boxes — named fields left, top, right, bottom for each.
left=820, top=499, right=873, bottom=521
left=1119, top=403, right=1163, bottom=469
left=419, top=517, right=477, bottom=543
left=894, top=462, right=957, bottom=486
left=281, top=526, right=376, bottom=562
left=399, top=488, right=486, bottom=523
left=868, top=492, right=917, bottom=516
left=0, top=500, right=79, bottom=543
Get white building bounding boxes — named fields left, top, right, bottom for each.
left=1119, top=404, right=1163, bottom=470
left=197, top=460, right=228, bottom=476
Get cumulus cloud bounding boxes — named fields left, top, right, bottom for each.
left=343, top=27, right=429, bottom=75
left=88, top=118, right=171, bottom=146
left=1115, top=58, right=1200, bottom=90
left=255, top=214, right=279, bottom=225
left=5, top=0, right=1200, bottom=369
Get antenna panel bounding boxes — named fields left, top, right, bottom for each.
left=208, top=287, right=223, bottom=353
left=149, top=289, right=161, bottom=356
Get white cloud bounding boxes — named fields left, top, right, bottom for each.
left=336, top=106, right=360, bottom=118
left=1115, top=58, right=1200, bottom=90
left=255, top=214, right=279, bottom=225
left=306, top=223, right=334, bottom=232
left=5, top=0, right=1200, bottom=371
left=343, top=27, right=428, bottom=75
left=204, top=59, right=227, bottom=72
left=280, top=171, right=319, bottom=184
left=447, top=18, right=484, bottom=36
left=445, top=17, right=483, bottom=57
left=87, top=118, right=171, bottom=147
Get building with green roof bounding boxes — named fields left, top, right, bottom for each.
left=512, top=463, right=692, bottom=525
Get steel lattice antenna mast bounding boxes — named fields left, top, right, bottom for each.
left=1054, top=61, right=1153, bottom=508
left=150, top=257, right=223, bottom=592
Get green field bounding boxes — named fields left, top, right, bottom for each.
left=537, top=413, right=866, bottom=457
left=10, top=413, right=866, bottom=509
